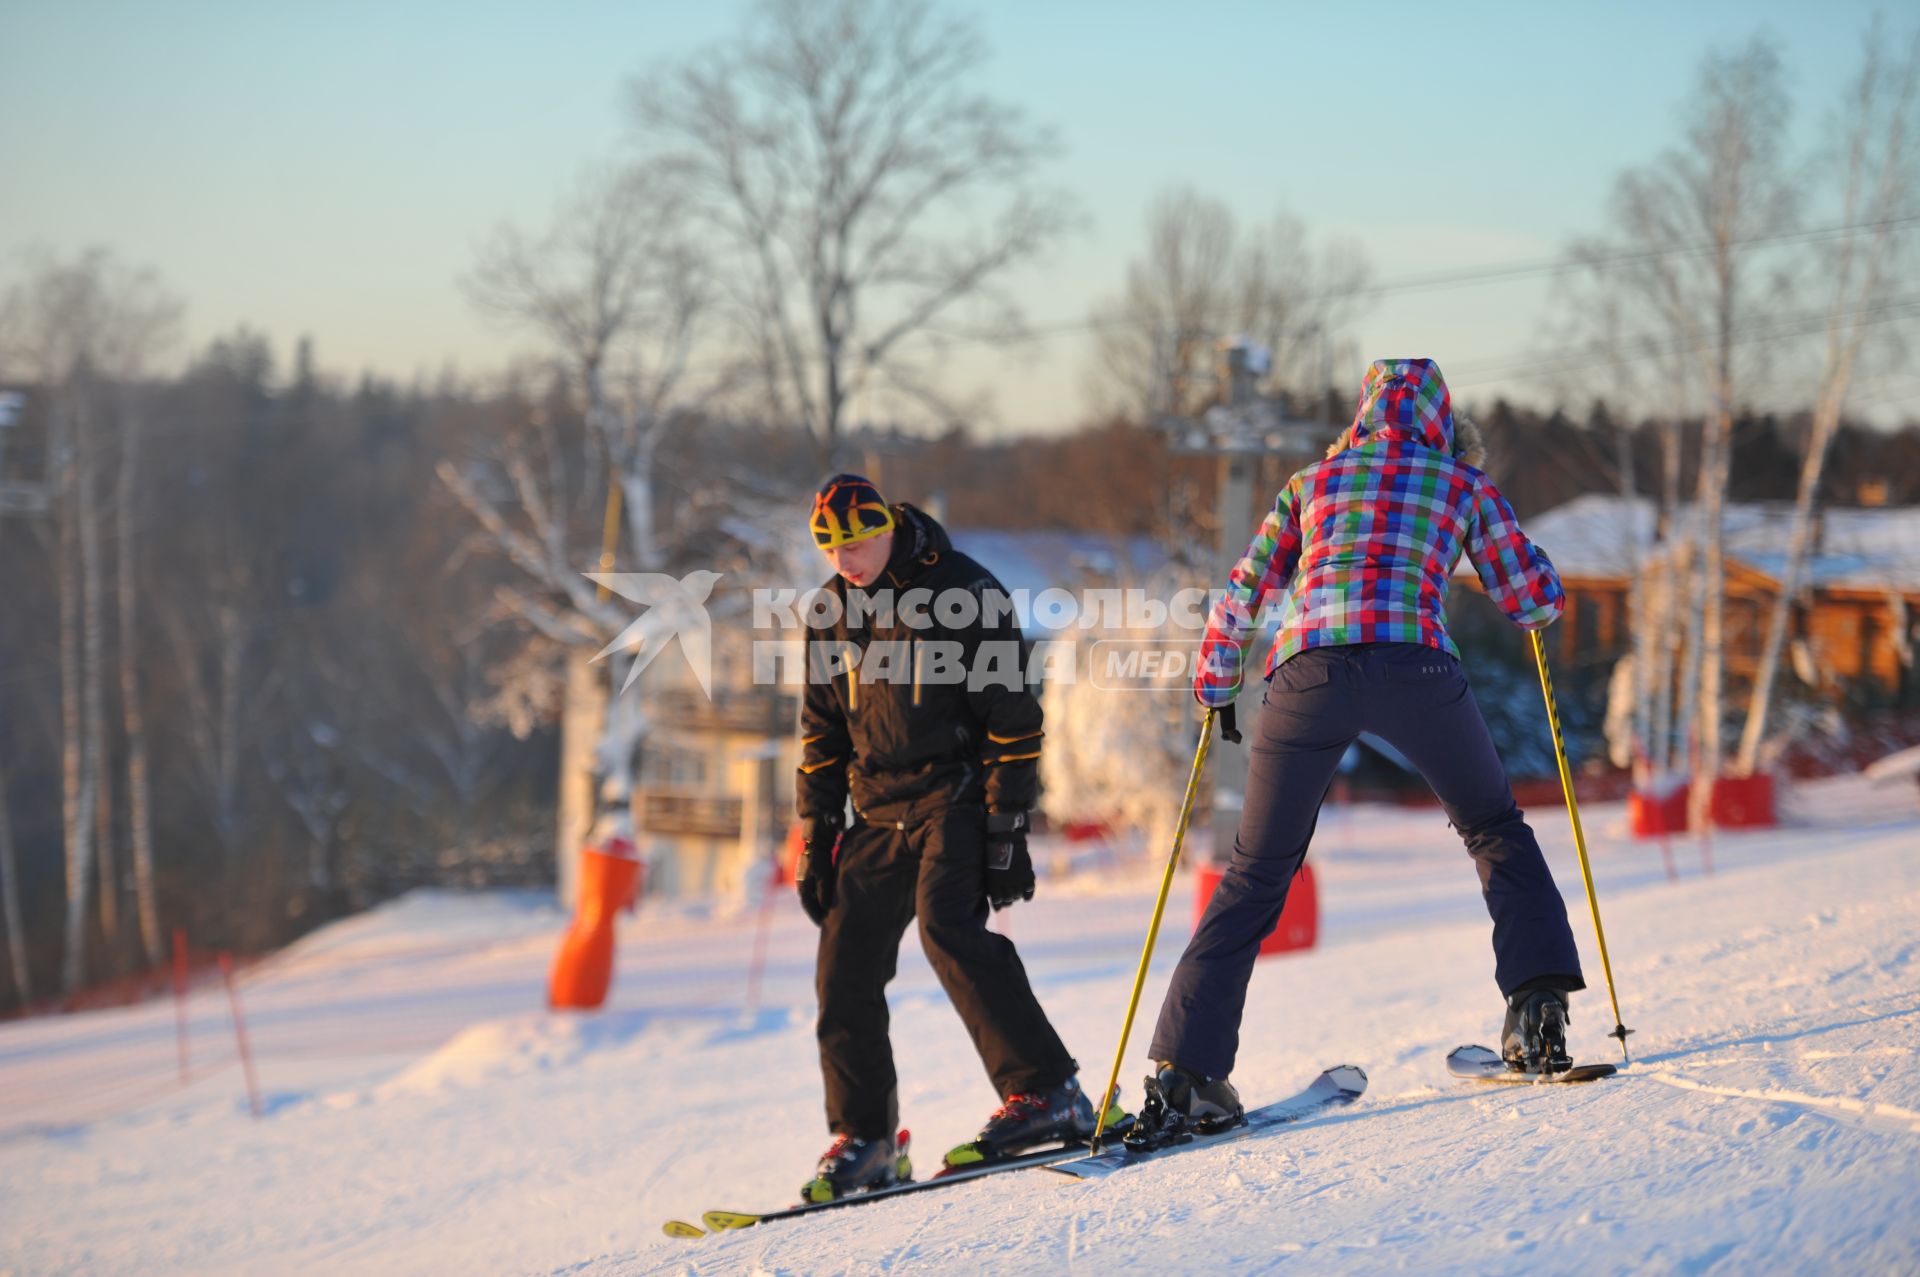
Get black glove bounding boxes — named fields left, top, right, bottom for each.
left=984, top=810, right=1035, bottom=911
left=797, top=817, right=842, bottom=926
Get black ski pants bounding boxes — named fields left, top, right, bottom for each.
left=1150, top=642, right=1585, bottom=1079
left=816, top=803, right=1077, bottom=1139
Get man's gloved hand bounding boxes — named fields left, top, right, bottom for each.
left=984, top=810, right=1035, bottom=911
left=797, top=817, right=843, bottom=926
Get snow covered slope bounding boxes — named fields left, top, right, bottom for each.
left=2, top=777, right=1916, bottom=1275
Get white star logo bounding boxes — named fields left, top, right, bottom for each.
left=588, top=570, right=723, bottom=698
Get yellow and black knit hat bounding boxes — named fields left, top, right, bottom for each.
left=809, top=474, right=895, bottom=549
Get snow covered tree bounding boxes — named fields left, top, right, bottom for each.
left=451, top=164, right=719, bottom=892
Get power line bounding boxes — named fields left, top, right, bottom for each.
left=406, top=209, right=1920, bottom=385
left=945, top=211, right=1920, bottom=351
left=1447, top=292, right=1920, bottom=387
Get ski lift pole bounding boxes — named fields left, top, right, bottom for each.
left=1530, top=629, right=1633, bottom=1063
left=1090, top=705, right=1236, bottom=1150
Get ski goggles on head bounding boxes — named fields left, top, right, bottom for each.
left=810, top=475, right=895, bottom=548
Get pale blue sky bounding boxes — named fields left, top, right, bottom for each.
left=1, top=1, right=1902, bottom=430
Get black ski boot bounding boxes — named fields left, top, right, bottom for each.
left=1502, top=985, right=1574, bottom=1074
left=801, top=1130, right=911, bottom=1203
left=944, top=1078, right=1128, bottom=1170
left=1123, top=1062, right=1244, bottom=1152
left=947, top=1076, right=1119, bottom=1169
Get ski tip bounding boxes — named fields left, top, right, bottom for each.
left=662, top=1220, right=707, bottom=1239
left=702, top=1210, right=761, bottom=1231
left=1447, top=1044, right=1498, bottom=1065
left=1324, top=1063, right=1368, bottom=1093
left=1045, top=1159, right=1102, bottom=1182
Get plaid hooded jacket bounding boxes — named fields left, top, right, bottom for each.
left=1194, top=358, right=1564, bottom=708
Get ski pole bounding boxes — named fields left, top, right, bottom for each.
left=1530, top=630, right=1633, bottom=1063
left=1090, top=704, right=1233, bottom=1150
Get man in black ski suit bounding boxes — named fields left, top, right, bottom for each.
left=792, top=474, right=1110, bottom=1202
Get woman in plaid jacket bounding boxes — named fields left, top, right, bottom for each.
left=1133, top=358, right=1588, bottom=1140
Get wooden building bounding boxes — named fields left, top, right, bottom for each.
left=1515, top=495, right=1920, bottom=706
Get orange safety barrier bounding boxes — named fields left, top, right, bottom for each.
left=1194, top=859, right=1318, bottom=956
left=779, top=822, right=804, bottom=888
left=548, top=835, right=642, bottom=1011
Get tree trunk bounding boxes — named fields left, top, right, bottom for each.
left=1692, top=260, right=1738, bottom=820
left=0, top=770, right=32, bottom=1006
left=1673, top=533, right=1706, bottom=792
left=1657, top=419, right=1685, bottom=774
left=118, top=401, right=164, bottom=968
left=555, top=646, right=608, bottom=910
left=58, top=394, right=100, bottom=998
left=217, top=604, right=245, bottom=851
left=1736, top=408, right=1834, bottom=774
left=1736, top=33, right=1912, bottom=771
left=621, top=432, right=660, bottom=572
left=1696, top=403, right=1729, bottom=787
left=1616, top=420, right=1654, bottom=772
left=96, top=756, right=116, bottom=961
left=80, top=387, right=114, bottom=974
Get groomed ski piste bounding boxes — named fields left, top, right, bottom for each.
left=2, top=773, right=1916, bottom=1275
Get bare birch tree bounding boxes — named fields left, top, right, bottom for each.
left=1737, top=23, right=1920, bottom=774
left=1569, top=41, right=1796, bottom=801
left=629, top=0, right=1075, bottom=461
left=1089, top=188, right=1371, bottom=422
left=0, top=250, right=179, bottom=992
left=116, top=375, right=165, bottom=967
left=464, top=166, right=709, bottom=574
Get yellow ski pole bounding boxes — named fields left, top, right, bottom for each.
left=1090, top=706, right=1229, bottom=1150
left=1530, top=629, right=1633, bottom=1063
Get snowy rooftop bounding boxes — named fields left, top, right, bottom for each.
left=1523, top=493, right=1920, bottom=594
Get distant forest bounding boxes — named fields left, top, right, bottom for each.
left=4, top=319, right=1916, bottom=1014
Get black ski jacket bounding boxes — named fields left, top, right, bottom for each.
left=797, top=504, right=1044, bottom=831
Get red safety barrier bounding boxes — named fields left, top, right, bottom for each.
left=1629, top=785, right=1690, bottom=836
left=548, top=835, right=641, bottom=1011
left=1194, top=860, right=1318, bottom=956
left=1711, top=773, right=1776, bottom=829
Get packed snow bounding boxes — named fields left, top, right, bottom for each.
left=2, top=775, right=1917, bottom=1275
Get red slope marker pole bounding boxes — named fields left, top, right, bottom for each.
left=172, top=928, right=190, bottom=1085
left=745, top=859, right=778, bottom=1017
left=219, top=952, right=262, bottom=1118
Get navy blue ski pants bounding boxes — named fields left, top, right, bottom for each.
left=1149, top=642, right=1585, bottom=1079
